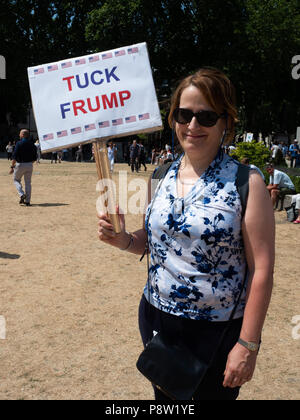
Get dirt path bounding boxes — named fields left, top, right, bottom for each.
left=0, top=158, right=299, bottom=400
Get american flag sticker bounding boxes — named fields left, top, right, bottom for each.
left=102, top=52, right=113, bottom=59
left=89, top=55, right=99, bottom=63
left=75, top=58, right=86, bottom=65
left=57, top=130, right=68, bottom=137
left=98, top=121, right=110, bottom=128
left=115, top=50, right=125, bottom=57
left=43, top=133, right=54, bottom=140
left=85, top=123, right=96, bottom=131
left=48, top=64, right=58, bottom=71
left=34, top=68, right=44, bottom=75
left=61, top=61, right=72, bottom=69
left=112, top=118, right=123, bottom=126
left=71, top=127, right=82, bottom=134
left=139, top=113, right=150, bottom=120
left=125, top=116, right=136, bottom=123
left=128, top=47, right=139, bottom=54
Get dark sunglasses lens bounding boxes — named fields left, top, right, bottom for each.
left=174, top=108, right=220, bottom=126
left=174, top=108, right=193, bottom=124
left=196, top=111, right=219, bottom=127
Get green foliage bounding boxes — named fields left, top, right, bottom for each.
left=231, top=141, right=271, bottom=168
left=291, top=176, right=300, bottom=193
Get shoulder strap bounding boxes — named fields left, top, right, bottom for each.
left=235, top=163, right=250, bottom=219
left=152, top=162, right=173, bottom=180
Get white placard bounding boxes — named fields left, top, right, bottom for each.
left=296, top=126, right=300, bottom=141
left=245, top=132, right=253, bottom=142
left=27, top=43, right=162, bottom=152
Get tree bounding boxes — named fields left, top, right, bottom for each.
left=0, top=0, right=101, bottom=127
left=243, top=0, right=300, bottom=136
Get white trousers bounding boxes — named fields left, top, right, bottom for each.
left=109, top=158, right=114, bottom=172
left=291, top=194, right=300, bottom=209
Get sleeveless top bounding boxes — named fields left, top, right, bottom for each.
left=144, top=152, right=248, bottom=322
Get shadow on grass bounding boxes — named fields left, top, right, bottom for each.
left=30, top=203, right=70, bottom=207
left=0, top=252, right=20, bottom=259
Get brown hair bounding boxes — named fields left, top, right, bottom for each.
left=168, top=68, right=238, bottom=144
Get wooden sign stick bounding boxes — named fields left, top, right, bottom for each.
left=93, top=139, right=121, bottom=233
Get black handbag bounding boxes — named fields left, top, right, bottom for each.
left=136, top=329, right=209, bottom=400
left=136, top=161, right=249, bottom=400
left=136, top=273, right=245, bottom=400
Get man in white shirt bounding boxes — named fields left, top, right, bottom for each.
left=266, top=163, right=296, bottom=209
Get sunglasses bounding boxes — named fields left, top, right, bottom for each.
left=173, top=107, right=226, bottom=127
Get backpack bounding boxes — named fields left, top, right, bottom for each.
left=152, top=161, right=250, bottom=218
left=285, top=202, right=297, bottom=222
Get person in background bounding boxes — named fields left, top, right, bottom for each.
left=76, top=145, right=83, bottom=162
left=113, top=143, right=118, bottom=163
left=151, top=148, right=156, bottom=165
left=138, top=141, right=147, bottom=171
left=6, top=141, right=14, bottom=160
left=9, top=129, right=37, bottom=206
left=129, top=139, right=140, bottom=173
left=291, top=194, right=300, bottom=224
left=266, top=163, right=296, bottom=209
left=107, top=142, right=115, bottom=173
left=62, top=148, right=69, bottom=161
left=165, top=146, right=173, bottom=163
left=271, top=142, right=279, bottom=161
left=289, top=140, right=299, bottom=168
left=34, top=139, right=41, bottom=164
left=97, top=67, right=275, bottom=400
left=51, top=151, right=57, bottom=163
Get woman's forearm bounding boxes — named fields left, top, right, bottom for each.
left=122, top=228, right=148, bottom=255
left=239, top=271, right=273, bottom=343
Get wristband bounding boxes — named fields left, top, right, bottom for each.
left=10, top=166, right=15, bottom=169
left=119, top=232, right=133, bottom=251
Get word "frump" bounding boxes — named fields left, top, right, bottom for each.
left=60, top=91, right=131, bottom=119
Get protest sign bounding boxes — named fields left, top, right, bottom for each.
left=27, top=43, right=162, bottom=153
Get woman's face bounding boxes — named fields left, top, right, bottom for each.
left=175, top=85, right=226, bottom=158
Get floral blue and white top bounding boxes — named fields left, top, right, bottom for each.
left=144, top=152, right=248, bottom=322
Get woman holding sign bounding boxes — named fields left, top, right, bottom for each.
left=97, top=68, right=274, bottom=400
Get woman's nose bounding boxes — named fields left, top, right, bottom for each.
left=188, top=116, right=200, bottom=128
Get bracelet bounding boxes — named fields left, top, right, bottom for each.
left=10, top=166, right=15, bottom=169
left=119, top=232, right=134, bottom=251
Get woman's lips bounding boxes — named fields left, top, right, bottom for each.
left=185, top=133, right=207, bottom=139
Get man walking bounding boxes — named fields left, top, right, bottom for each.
left=129, top=139, right=140, bottom=173
left=9, top=129, right=37, bottom=206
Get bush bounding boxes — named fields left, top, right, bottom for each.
left=230, top=140, right=270, bottom=169
left=291, top=175, right=300, bottom=193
